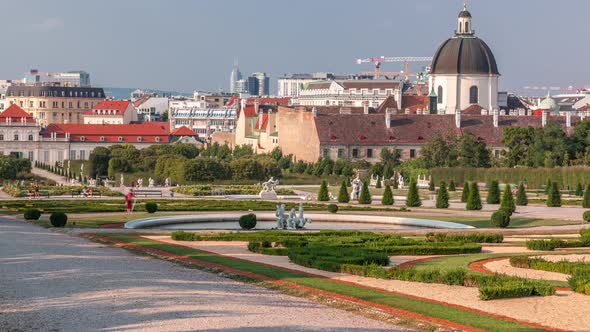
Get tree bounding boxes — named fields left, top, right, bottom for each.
left=516, top=182, right=528, bottom=206
left=318, top=180, right=330, bottom=201
left=500, top=185, right=516, bottom=215
left=270, top=147, right=283, bottom=161
left=392, top=178, right=399, bottom=189
left=466, top=182, right=482, bottom=210
left=160, top=110, right=169, bottom=122
left=584, top=184, right=590, bottom=209
left=436, top=181, right=449, bottom=209
left=449, top=180, right=456, bottom=192
left=546, top=182, right=562, bottom=207
left=375, top=176, right=382, bottom=189
left=337, top=181, right=350, bottom=203
left=406, top=178, right=422, bottom=207
left=576, top=183, right=584, bottom=197
left=545, top=178, right=552, bottom=194
left=457, top=131, right=491, bottom=167
left=486, top=180, right=500, bottom=204
left=461, top=182, right=470, bottom=203
left=428, top=178, right=435, bottom=191
left=420, top=133, right=454, bottom=168
left=358, top=181, right=372, bottom=204
left=382, top=184, right=394, bottom=206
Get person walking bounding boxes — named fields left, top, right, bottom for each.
left=125, top=188, right=135, bottom=214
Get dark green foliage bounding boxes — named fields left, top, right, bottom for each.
left=49, top=212, right=68, bottom=228
left=289, top=246, right=390, bottom=272
left=584, top=184, right=590, bottom=208
left=381, top=184, right=394, bottom=206
left=317, top=180, right=330, bottom=201
left=392, top=179, right=399, bottom=189
left=327, top=204, right=338, bottom=214
left=584, top=211, right=590, bottom=222
left=546, top=182, right=562, bottom=207
left=171, top=231, right=202, bottom=241
left=426, top=233, right=503, bottom=243
left=406, top=178, right=421, bottom=207
left=23, top=208, right=41, bottom=220
left=428, top=178, right=435, bottom=191
left=466, top=182, right=482, bottom=210
left=545, top=178, right=552, bottom=194
left=510, top=256, right=590, bottom=275
left=491, top=209, right=511, bottom=228
left=449, top=180, right=456, bottom=191
left=486, top=180, right=500, bottom=204
left=375, top=176, right=382, bottom=189
left=145, top=202, right=158, bottom=213
left=337, top=181, right=350, bottom=203
left=516, top=182, right=528, bottom=206
left=576, top=183, right=584, bottom=196
left=436, top=181, right=449, bottom=209
left=461, top=182, right=470, bottom=203
left=0, top=156, right=32, bottom=179
left=526, top=239, right=562, bottom=251
left=500, top=185, right=516, bottom=215
left=239, top=213, right=257, bottom=230
left=569, top=270, right=590, bottom=295
left=358, top=181, right=372, bottom=204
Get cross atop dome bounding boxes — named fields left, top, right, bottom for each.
left=457, top=0, right=473, bottom=35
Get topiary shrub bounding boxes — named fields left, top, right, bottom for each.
left=358, top=180, right=372, bottom=204
left=584, top=185, right=590, bottom=209
left=461, top=182, right=470, bottom=203
left=49, top=212, right=68, bottom=228
left=376, top=176, right=382, bottom=189
left=392, top=178, right=399, bottom=189
left=486, top=180, right=500, bottom=204
left=491, top=209, right=511, bottom=228
left=327, top=204, right=339, bottom=214
left=449, top=180, right=456, bottom=192
left=428, top=178, right=435, bottom=191
left=466, top=182, right=482, bottom=211
left=337, top=181, right=350, bottom=203
left=500, top=185, right=515, bottom=215
left=317, top=180, right=330, bottom=201
left=145, top=202, right=158, bottom=213
left=546, top=182, right=562, bottom=207
left=381, top=184, right=394, bottom=206
left=516, top=182, right=528, bottom=206
left=436, top=181, right=449, bottom=209
left=576, top=183, right=584, bottom=197
left=584, top=211, right=590, bottom=222
left=239, top=213, right=257, bottom=230
left=406, top=178, right=421, bottom=207
left=23, top=208, right=42, bottom=220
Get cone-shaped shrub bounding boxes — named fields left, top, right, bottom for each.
left=406, top=178, right=422, bottom=207
left=516, top=182, right=528, bottom=206
left=317, top=180, right=330, bottom=201
left=546, top=182, right=562, bottom=207
left=392, top=179, right=399, bottom=189
left=466, top=182, right=482, bottom=210
left=449, top=180, right=456, bottom=192
left=436, top=181, right=449, bottom=209
left=461, top=182, right=470, bottom=203
left=500, top=185, right=516, bottom=215
left=545, top=178, right=552, bottom=194
left=337, top=181, right=350, bottom=203
left=382, top=184, right=394, bottom=206
left=584, top=185, right=590, bottom=209
left=376, top=176, right=382, bottom=189
left=486, top=180, right=500, bottom=204
left=358, top=180, right=372, bottom=204
left=428, top=178, right=435, bottom=191
left=576, top=183, right=584, bottom=197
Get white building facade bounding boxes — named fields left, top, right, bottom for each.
left=294, top=80, right=402, bottom=108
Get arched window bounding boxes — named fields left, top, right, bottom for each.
left=437, top=86, right=443, bottom=103
left=465, top=22, right=469, bottom=33
left=470, top=86, right=479, bottom=104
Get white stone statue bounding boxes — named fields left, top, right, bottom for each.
left=351, top=176, right=362, bottom=200
left=89, top=178, right=96, bottom=187
left=275, top=203, right=310, bottom=230
left=80, top=163, right=84, bottom=176
left=275, top=204, right=287, bottom=229
left=120, top=174, right=124, bottom=187
left=287, top=208, right=297, bottom=229
left=398, top=173, right=405, bottom=188
left=148, top=177, right=155, bottom=188
left=369, top=174, right=379, bottom=187
left=260, top=177, right=279, bottom=200
left=138, top=178, right=144, bottom=188
left=165, top=178, right=170, bottom=187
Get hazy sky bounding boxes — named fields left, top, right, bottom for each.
left=1, top=0, right=588, bottom=94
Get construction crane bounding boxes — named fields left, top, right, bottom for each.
left=356, top=56, right=433, bottom=80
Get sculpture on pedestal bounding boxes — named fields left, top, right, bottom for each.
left=351, top=176, right=362, bottom=200
left=275, top=203, right=311, bottom=230
left=259, top=177, right=279, bottom=200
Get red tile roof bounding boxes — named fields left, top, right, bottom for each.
left=245, top=97, right=291, bottom=105
left=255, top=113, right=269, bottom=131
left=401, top=96, right=429, bottom=113
left=42, top=122, right=170, bottom=143
left=171, top=126, right=198, bottom=137
left=377, top=95, right=398, bottom=113
left=0, top=104, right=35, bottom=123
left=133, top=96, right=151, bottom=108
left=84, top=100, right=131, bottom=115
left=242, top=105, right=258, bottom=117
left=462, top=104, right=484, bottom=114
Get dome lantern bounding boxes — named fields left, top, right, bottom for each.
left=457, top=1, right=473, bottom=35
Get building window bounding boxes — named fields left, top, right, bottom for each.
left=80, top=150, right=86, bottom=160
left=352, top=148, right=359, bottom=158
left=469, top=86, right=479, bottom=104
left=80, top=136, right=86, bottom=142
left=28, top=151, right=33, bottom=160
left=118, top=136, right=123, bottom=142
left=137, top=136, right=143, bottom=142
left=437, top=86, right=443, bottom=103
left=28, top=134, right=33, bottom=141
left=100, top=136, right=105, bottom=142
left=367, top=148, right=373, bottom=158
left=70, top=150, right=76, bottom=160
left=155, top=137, right=161, bottom=143
left=322, top=149, right=329, bottom=158
left=494, top=150, right=500, bottom=158
left=13, top=134, right=19, bottom=141
left=410, top=149, right=416, bottom=159
left=337, top=148, right=345, bottom=158
left=0, top=134, right=4, bottom=141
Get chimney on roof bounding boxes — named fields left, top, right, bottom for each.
left=542, top=111, right=548, bottom=127
left=363, top=105, right=369, bottom=114
left=493, top=109, right=499, bottom=128
left=566, top=111, right=572, bottom=128
left=385, top=109, right=391, bottom=129
left=455, top=109, right=461, bottom=129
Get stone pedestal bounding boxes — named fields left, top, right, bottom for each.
left=259, top=190, right=278, bottom=200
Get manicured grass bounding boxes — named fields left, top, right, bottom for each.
left=411, top=215, right=584, bottom=228
left=105, top=234, right=551, bottom=332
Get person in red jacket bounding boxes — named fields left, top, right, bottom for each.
left=125, top=188, right=135, bottom=214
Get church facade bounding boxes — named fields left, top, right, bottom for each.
left=428, top=3, right=500, bottom=114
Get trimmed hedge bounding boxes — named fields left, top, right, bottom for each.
left=569, top=270, right=590, bottom=295
left=584, top=211, right=590, bottom=222
left=491, top=209, right=511, bottom=228
left=486, top=180, right=500, bottom=204
left=145, top=202, right=158, bottom=213
left=49, top=212, right=68, bottom=227
left=171, top=231, right=201, bottom=241
left=526, top=239, right=562, bottom=251
left=426, top=232, right=503, bottom=244
left=288, top=246, right=390, bottom=272
left=239, top=214, right=257, bottom=230
left=247, top=242, right=289, bottom=256
left=23, top=208, right=41, bottom=220
left=327, top=204, right=339, bottom=214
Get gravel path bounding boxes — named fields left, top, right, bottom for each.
left=0, top=219, right=410, bottom=332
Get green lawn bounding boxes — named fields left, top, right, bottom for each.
left=104, top=234, right=551, bottom=332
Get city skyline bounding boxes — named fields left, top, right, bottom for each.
left=1, top=0, right=588, bottom=94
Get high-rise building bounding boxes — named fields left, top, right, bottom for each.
left=230, top=64, right=242, bottom=94
left=252, top=72, right=270, bottom=96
